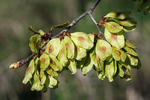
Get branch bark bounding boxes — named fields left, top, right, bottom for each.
left=88, top=12, right=102, bottom=34
left=53, top=0, right=102, bottom=38
left=11, top=0, right=102, bottom=69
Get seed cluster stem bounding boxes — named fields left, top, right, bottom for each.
left=14, top=0, right=102, bottom=69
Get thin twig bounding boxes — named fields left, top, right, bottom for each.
left=19, top=53, right=36, bottom=66
left=53, top=0, right=101, bottom=38
left=11, top=0, right=102, bottom=69
left=88, top=12, right=102, bottom=33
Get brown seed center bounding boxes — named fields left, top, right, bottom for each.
left=65, top=43, right=70, bottom=49
left=96, top=55, right=99, bottom=61
left=111, top=25, right=116, bottom=28
left=48, top=44, right=54, bottom=53
left=51, top=61, right=56, bottom=65
left=41, top=58, right=46, bottom=63
left=77, top=47, right=80, bottom=52
left=100, top=46, right=106, bottom=53
left=33, top=42, right=37, bottom=48
left=78, top=36, right=85, bottom=42
left=60, top=49, right=64, bottom=56
left=115, top=50, right=121, bottom=56
left=27, top=66, right=32, bottom=73
left=111, top=34, right=117, bottom=40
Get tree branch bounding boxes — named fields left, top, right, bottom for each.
left=88, top=12, right=102, bottom=34
left=53, top=0, right=102, bottom=38
left=10, top=0, right=102, bottom=69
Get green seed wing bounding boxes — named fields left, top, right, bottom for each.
left=81, top=52, right=94, bottom=75
left=29, top=34, right=41, bottom=53
left=82, top=62, right=93, bottom=75
left=46, top=69, right=58, bottom=77
left=96, top=39, right=112, bottom=61
left=117, top=13, right=126, bottom=20
left=58, top=39, right=68, bottom=66
left=112, top=47, right=127, bottom=62
left=105, top=61, right=115, bottom=82
left=31, top=71, right=44, bottom=91
left=124, top=46, right=138, bottom=56
left=40, top=69, right=46, bottom=85
left=50, top=55, right=63, bottom=72
left=97, top=71, right=106, bottom=80
left=45, top=38, right=61, bottom=57
left=120, top=62, right=132, bottom=81
left=22, top=59, right=36, bottom=84
left=71, top=32, right=94, bottom=50
left=76, top=47, right=87, bottom=61
left=104, top=12, right=117, bottom=18
left=120, top=50, right=127, bottom=62
left=40, top=53, right=50, bottom=70
left=68, top=60, right=77, bottom=74
left=90, top=50, right=98, bottom=68
left=119, top=20, right=136, bottom=27
left=88, top=33, right=95, bottom=43
left=105, top=22, right=123, bottom=33
left=127, top=54, right=138, bottom=66
left=112, top=47, right=121, bottom=61
left=105, top=29, right=125, bottom=49
left=118, top=63, right=124, bottom=78
left=48, top=76, right=58, bottom=88
left=125, top=40, right=136, bottom=49
left=63, top=36, right=75, bottom=59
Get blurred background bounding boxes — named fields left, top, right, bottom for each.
left=0, top=0, right=150, bottom=100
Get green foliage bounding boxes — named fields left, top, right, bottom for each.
left=9, top=12, right=141, bottom=91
